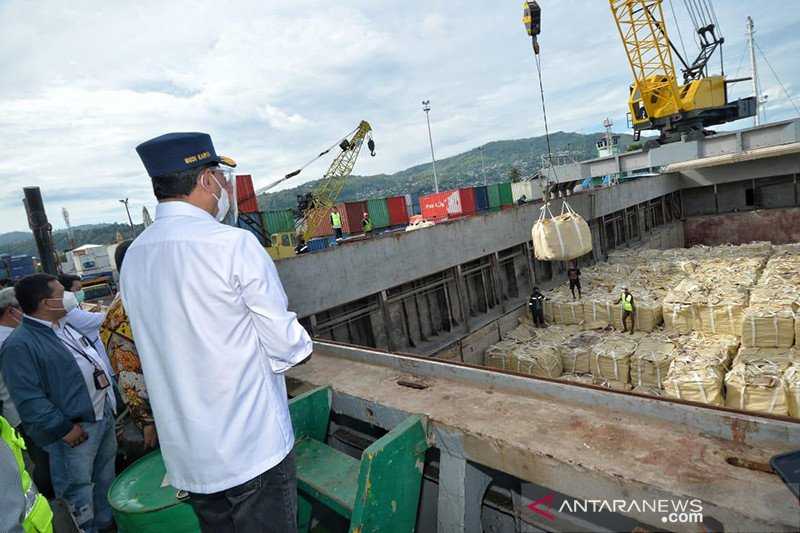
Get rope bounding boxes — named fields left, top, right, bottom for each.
left=668, top=0, right=689, bottom=63
left=754, top=40, right=800, bottom=116
left=533, top=52, right=558, bottom=190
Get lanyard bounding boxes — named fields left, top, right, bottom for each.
left=61, top=324, right=103, bottom=371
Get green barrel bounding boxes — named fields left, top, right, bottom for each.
left=109, top=451, right=200, bottom=533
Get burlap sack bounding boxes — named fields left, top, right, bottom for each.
left=663, top=303, right=695, bottom=334
left=610, top=302, right=663, bottom=332
left=632, top=384, right=666, bottom=397
left=583, top=300, right=615, bottom=329
left=664, top=355, right=725, bottom=406
left=593, top=379, right=633, bottom=392
left=511, top=345, right=563, bottom=378
left=784, top=363, right=800, bottom=418
left=590, top=337, right=637, bottom=385
left=543, top=300, right=555, bottom=323
left=560, top=373, right=594, bottom=385
left=485, top=340, right=522, bottom=369
left=675, top=332, right=740, bottom=368
left=725, top=361, right=789, bottom=416
left=534, top=325, right=582, bottom=346
left=740, top=306, right=795, bottom=347
left=532, top=204, right=592, bottom=261
left=506, top=324, right=536, bottom=343
left=733, top=346, right=798, bottom=371
left=550, top=300, right=584, bottom=325
left=562, top=331, right=601, bottom=374
left=631, top=338, right=675, bottom=389
left=694, top=303, right=745, bottom=337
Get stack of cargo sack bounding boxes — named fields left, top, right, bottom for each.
left=531, top=202, right=592, bottom=261
left=542, top=286, right=584, bottom=326
left=590, top=333, right=640, bottom=391
left=630, top=334, right=676, bottom=395
left=784, top=362, right=800, bottom=417
left=741, top=249, right=800, bottom=348
left=663, top=332, right=739, bottom=406
left=725, top=359, right=789, bottom=416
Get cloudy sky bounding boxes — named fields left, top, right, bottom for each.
left=1, top=0, right=798, bottom=233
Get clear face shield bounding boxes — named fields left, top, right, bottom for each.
left=206, top=165, right=238, bottom=226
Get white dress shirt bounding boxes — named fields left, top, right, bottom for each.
left=120, top=201, right=312, bottom=494
left=0, top=325, right=21, bottom=427
left=65, top=307, right=113, bottom=375
left=25, top=315, right=116, bottom=420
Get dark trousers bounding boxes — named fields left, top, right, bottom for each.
left=334, top=228, right=342, bottom=239
left=531, top=308, right=545, bottom=327
left=622, top=310, right=635, bottom=333
left=569, top=279, right=582, bottom=299
left=189, top=451, right=297, bottom=533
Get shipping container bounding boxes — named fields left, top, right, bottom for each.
left=386, top=196, right=409, bottom=226
left=404, top=194, right=414, bottom=216
left=458, top=188, right=477, bottom=216
left=474, top=186, right=489, bottom=211
left=340, top=201, right=367, bottom=234
left=511, top=181, right=542, bottom=203
left=487, top=184, right=501, bottom=209
left=498, top=182, right=513, bottom=206
left=420, top=191, right=463, bottom=220
left=306, top=207, right=335, bottom=238
left=236, top=212, right=268, bottom=245
left=262, top=209, right=295, bottom=234
left=235, top=175, right=258, bottom=213
left=307, top=237, right=330, bottom=252
left=366, top=198, right=390, bottom=228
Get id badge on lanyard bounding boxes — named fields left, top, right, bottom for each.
left=65, top=326, right=111, bottom=391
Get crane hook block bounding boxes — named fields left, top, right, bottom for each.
left=368, top=138, right=376, bottom=157
left=523, top=1, right=541, bottom=54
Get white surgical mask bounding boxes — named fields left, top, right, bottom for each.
left=210, top=173, right=230, bottom=222
left=75, top=289, right=86, bottom=303
left=62, top=291, right=79, bottom=313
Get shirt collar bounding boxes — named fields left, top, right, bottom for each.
left=24, top=314, right=67, bottom=330
left=155, top=201, right=215, bottom=221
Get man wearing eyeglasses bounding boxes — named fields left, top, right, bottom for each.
left=121, top=133, right=312, bottom=533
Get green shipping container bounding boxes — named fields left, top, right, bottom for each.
left=487, top=184, right=501, bottom=209
left=498, top=182, right=513, bottom=206
left=262, top=208, right=295, bottom=234
left=109, top=451, right=200, bottom=532
left=366, top=198, right=390, bottom=228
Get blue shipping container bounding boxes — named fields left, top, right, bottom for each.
left=474, top=186, right=490, bottom=211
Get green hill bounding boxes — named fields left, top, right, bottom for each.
left=0, top=223, right=142, bottom=258
left=259, top=131, right=634, bottom=210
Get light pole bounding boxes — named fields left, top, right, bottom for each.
left=480, top=145, right=487, bottom=186
left=422, top=100, right=439, bottom=193
left=119, top=198, right=135, bottom=236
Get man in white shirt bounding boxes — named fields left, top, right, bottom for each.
left=121, top=132, right=312, bottom=533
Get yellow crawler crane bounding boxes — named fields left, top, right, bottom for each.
left=609, top=0, right=755, bottom=143
left=299, top=120, right=375, bottom=242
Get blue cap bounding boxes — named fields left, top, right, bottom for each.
left=136, top=132, right=236, bottom=178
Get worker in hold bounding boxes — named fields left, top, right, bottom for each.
left=615, top=287, right=635, bottom=334
left=124, top=132, right=313, bottom=533
left=330, top=206, right=343, bottom=240
left=0, top=415, right=54, bottom=533
left=361, top=211, right=373, bottom=236
left=528, top=287, right=546, bottom=328
left=567, top=260, right=582, bottom=300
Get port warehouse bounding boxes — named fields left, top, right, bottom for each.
left=272, top=120, right=800, bottom=531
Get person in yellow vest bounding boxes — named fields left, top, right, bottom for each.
left=330, top=207, right=343, bottom=240
left=361, top=212, right=373, bottom=236
left=615, top=287, right=635, bottom=334
left=0, top=415, right=54, bottom=533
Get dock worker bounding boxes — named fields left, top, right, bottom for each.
left=567, top=260, right=582, bottom=300
left=528, top=287, right=546, bottom=328
left=330, top=206, right=343, bottom=240
left=1, top=274, right=117, bottom=533
left=0, top=414, right=54, bottom=533
left=615, top=286, right=635, bottom=334
left=122, top=132, right=313, bottom=533
left=361, top=211, right=373, bottom=236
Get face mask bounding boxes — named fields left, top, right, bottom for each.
left=209, top=173, right=230, bottom=222
left=62, top=292, right=79, bottom=313
left=75, top=290, right=86, bottom=303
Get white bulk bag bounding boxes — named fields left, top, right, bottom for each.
left=532, top=202, right=592, bottom=261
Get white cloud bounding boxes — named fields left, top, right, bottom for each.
left=1, top=0, right=799, bottom=233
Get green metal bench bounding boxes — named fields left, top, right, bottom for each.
left=289, top=386, right=429, bottom=533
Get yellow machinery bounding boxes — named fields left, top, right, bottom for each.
left=266, top=232, right=297, bottom=261
left=608, top=0, right=756, bottom=143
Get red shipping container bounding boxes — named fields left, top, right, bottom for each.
left=386, top=196, right=409, bottom=226
left=339, top=201, right=367, bottom=234
left=458, top=187, right=476, bottom=216
left=235, top=175, right=258, bottom=213
left=306, top=207, right=335, bottom=238
left=421, top=191, right=463, bottom=220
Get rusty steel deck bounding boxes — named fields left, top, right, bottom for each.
left=286, top=341, right=800, bottom=532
